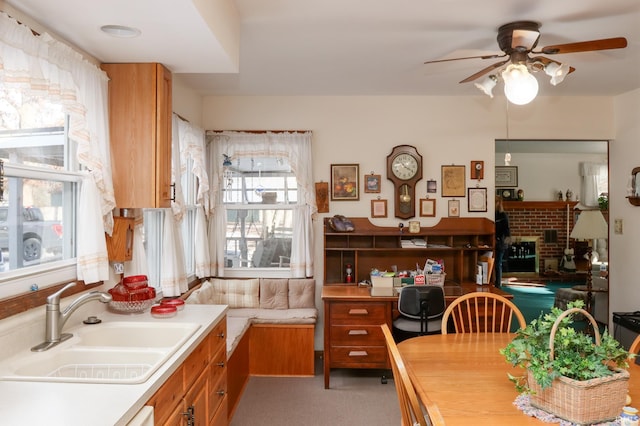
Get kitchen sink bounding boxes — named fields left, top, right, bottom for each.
left=74, top=321, right=200, bottom=348
left=9, top=348, right=166, bottom=384
left=0, top=321, right=201, bottom=384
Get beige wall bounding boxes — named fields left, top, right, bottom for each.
left=611, top=89, right=640, bottom=318
left=201, top=94, right=617, bottom=348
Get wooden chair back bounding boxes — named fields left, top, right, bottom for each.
left=629, top=334, right=640, bottom=360
left=441, top=292, right=526, bottom=334
left=381, top=323, right=446, bottom=426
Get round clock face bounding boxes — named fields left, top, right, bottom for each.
left=502, top=190, right=512, bottom=199
left=391, top=153, right=419, bottom=180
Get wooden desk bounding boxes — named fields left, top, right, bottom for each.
left=322, top=284, right=511, bottom=388
left=398, top=333, right=640, bottom=425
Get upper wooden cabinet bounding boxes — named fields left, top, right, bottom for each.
left=101, top=63, right=173, bottom=208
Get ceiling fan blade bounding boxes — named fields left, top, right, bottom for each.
left=459, top=59, right=509, bottom=83
left=537, top=37, right=627, bottom=54
left=512, top=29, right=540, bottom=50
left=424, top=53, right=505, bottom=64
left=529, top=56, right=576, bottom=74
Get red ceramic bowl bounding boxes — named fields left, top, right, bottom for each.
left=151, top=304, right=177, bottom=318
left=161, top=298, right=185, bottom=311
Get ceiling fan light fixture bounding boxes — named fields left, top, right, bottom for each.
left=502, top=64, right=539, bottom=105
left=474, top=75, right=498, bottom=98
left=545, top=62, right=570, bottom=86
left=100, top=25, right=141, bottom=38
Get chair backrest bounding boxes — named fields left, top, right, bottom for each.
left=381, top=323, right=446, bottom=426
left=441, top=292, right=526, bottom=334
left=629, top=334, right=640, bottom=360
left=398, top=286, right=446, bottom=320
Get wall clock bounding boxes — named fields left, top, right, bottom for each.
left=386, top=145, right=423, bottom=219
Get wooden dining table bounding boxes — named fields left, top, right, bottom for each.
left=397, top=333, right=640, bottom=425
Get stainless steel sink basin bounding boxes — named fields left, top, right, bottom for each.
left=75, top=321, right=200, bottom=348
left=0, top=321, right=201, bottom=384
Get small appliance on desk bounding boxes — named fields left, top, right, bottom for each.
left=370, top=276, right=394, bottom=296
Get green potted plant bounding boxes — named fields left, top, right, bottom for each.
left=500, top=300, right=631, bottom=424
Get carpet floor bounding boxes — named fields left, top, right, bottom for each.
left=229, top=357, right=399, bottom=426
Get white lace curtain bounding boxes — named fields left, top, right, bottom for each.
left=580, top=162, right=606, bottom=208
left=206, top=131, right=316, bottom=278
left=0, top=12, right=115, bottom=283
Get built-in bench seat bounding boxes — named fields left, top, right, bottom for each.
left=184, top=277, right=317, bottom=420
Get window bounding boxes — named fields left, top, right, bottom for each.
left=222, top=157, right=295, bottom=271
left=207, top=131, right=315, bottom=279
left=0, top=99, right=79, bottom=297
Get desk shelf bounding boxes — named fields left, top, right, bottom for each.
left=324, top=217, right=495, bottom=285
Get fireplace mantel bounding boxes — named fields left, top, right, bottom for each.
left=503, top=201, right=579, bottom=210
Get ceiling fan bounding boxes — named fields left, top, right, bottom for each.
left=424, top=21, right=628, bottom=104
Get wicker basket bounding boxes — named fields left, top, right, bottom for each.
left=528, top=307, right=630, bottom=425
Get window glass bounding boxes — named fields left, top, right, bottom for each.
left=0, top=91, right=78, bottom=286
left=223, top=156, right=295, bottom=270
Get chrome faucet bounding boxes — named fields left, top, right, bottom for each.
left=31, top=282, right=112, bottom=352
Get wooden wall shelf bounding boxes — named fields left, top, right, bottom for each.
left=323, top=217, right=495, bottom=285
left=627, top=196, right=640, bottom=206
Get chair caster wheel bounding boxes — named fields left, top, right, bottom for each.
left=381, top=375, right=388, bottom=384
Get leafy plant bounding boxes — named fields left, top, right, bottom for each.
left=598, top=194, right=609, bottom=210
left=500, top=300, right=630, bottom=393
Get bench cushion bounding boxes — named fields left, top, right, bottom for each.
left=288, top=278, right=315, bottom=309
left=259, top=279, right=288, bottom=309
left=211, top=278, right=259, bottom=308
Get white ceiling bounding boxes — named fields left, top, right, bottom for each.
left=5, top=0, right=640, bottom=97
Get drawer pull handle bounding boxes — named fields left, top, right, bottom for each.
left=216, top=361, right=225, bottom=367
left=348, top=308, right=369, bottom=315
left=348, top=330, right=368, bottom=336
left=349, top=350, right=368, bottom=357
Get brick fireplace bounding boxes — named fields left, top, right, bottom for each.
left=503, top=201, right=579, bottom=276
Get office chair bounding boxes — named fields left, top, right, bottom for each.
left=393, top=285, right=445, bottom=342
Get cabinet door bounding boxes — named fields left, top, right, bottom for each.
left=185, top=367, right=209, bottom=426
left=102, top=62, right=172, bottom=208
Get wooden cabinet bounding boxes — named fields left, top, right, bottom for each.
left=147, top=317, right=228, bottom=425
left=323, top=298, right=391, bottom=388
left=105, top=216, right=134, bottom=261
left=324, top=217, right=495, bottom=285
left=101, top=62, right=173, bottom=208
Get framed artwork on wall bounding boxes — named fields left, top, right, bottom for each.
left=427, top=179, right=437, bottom=193
left=495, top=166, right=518, bottom=187
left=371, top=199, right=387, bottom=218
left=419, top=198, right=436, bottom=217
left=448, top=199, right=460, bottom=217
left=470, top=160, right=484, bottom=180
left=441, top=165, right=465, bottom=197
left=364, top=174, right=381, bottom=193
left=468, top=187, right=488, bottom=212
left=331, top=164, right=359, bottom=200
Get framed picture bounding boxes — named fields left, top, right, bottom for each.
left=371, top=199, right=387, bottom=218
left=364, top=174, right=381, bottom=193
left=441, top=165, right=466, bottom=197
left=331, top=164, right=359, bottom=201
left=470, top=160, right=484, bottom=180
left=426, top=179, right=437, bottom=194
left=495, top=166, right=518, bottom=187
left=419, top=198, right=436, bottom=217
left=468, top=187, right=488, bottom=212
left=448, top=199, right=460, bottom=217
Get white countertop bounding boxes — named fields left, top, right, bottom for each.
left=0, top=304, right=227, bottom=426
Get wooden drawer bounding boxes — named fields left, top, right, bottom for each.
left=184, top=337, right=210, bottom=391
left=209, top=345, right=227, bottom=388
left=329, top=302, right=387, bottom=324
left=329, top=346, right=388, bottom=367
left=330, top=324, right=385, bottom=346
left=208, top=370, right=227, bottom=422
left=209, top=319, right=227, bottom=355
